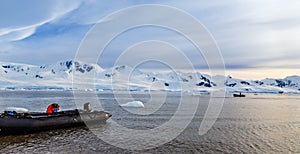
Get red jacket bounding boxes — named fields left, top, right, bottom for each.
left=46, top=104, right=59, bottom=114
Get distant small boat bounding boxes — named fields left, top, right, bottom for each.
left=233, top=93, right=246, bottom=97
left=278, top=91, right=284, bottom=94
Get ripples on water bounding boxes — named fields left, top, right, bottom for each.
left=0, top=91, right=299, bottom=153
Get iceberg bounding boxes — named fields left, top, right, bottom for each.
left=120, top=101, right=145, bottom=108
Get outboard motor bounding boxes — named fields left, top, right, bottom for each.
left=84, top=103, right=92, bottom=112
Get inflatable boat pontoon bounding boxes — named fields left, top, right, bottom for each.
left=0, top=103, right=111, bottom=134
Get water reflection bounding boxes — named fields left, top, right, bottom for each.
left=0, top=91, right=299, bottom=153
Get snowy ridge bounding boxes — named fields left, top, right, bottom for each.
left=0, top=60, right=300, bottom=94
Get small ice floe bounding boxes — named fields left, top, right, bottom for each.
left=5, top=107, right=29, bottom=113
left=120, top=101, right=144, bottom=108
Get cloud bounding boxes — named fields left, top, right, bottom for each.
left=0, top=0, right=81, bottom=41
left=0, top=24, right=37, bottom=41
left=0, top=0, right=299, bottom=77
left=180, top=0, right=300, bottom=69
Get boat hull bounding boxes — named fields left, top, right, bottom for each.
left=0, top=110, right=111, bottom=135
left=233, top=94, right=246, bottom=97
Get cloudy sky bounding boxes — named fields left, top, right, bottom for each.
left=0, top=0, right=299, bottom=79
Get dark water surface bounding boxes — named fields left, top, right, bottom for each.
left=0, top=91, right=299, bottom=153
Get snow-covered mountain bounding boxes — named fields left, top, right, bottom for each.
left=0, top=60, right=103, bottom=90
left=224, top=75, right=300, bottom=94
left=0, top=60, right=299, bottom=94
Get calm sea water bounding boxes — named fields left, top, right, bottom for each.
left=0, top=91, right=299, bottom=153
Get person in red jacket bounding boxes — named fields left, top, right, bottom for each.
left=46, top=103, right=60, bottom=114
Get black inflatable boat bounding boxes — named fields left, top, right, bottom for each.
left=0, top=104, right=111, bottom=134
left=233, top=93, right=246, bottom=97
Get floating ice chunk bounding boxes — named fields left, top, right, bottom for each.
left=121, top=101, right=144, bottom=108
left=5, top=107, right=29, bottom=113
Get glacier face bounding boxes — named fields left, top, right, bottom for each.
left=0, top=60, right=299, bottom=93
